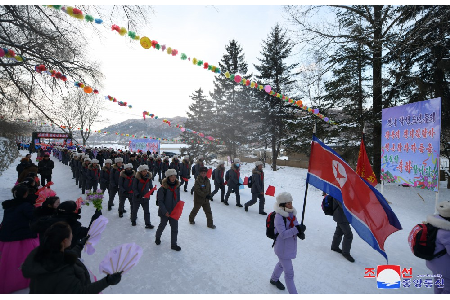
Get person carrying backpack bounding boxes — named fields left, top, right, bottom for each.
left=425, top=201, right=450, bottom=294
left=330, top=194, right=354, bottom=262
left=270, top=192, right=305, bottom=294
left=210, top=160, right=225, bottom=202
left=244, top=161, right=266, bottom=215
left=224, top=158, right=242, bottom=207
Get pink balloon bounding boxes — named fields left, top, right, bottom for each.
left=0, top=49, right=4, bottom=57
left=264, top=85, right=271, bottom=93
left=181, top=128, right=186, bottom=132
left=234, top=75, right=242, bottom=83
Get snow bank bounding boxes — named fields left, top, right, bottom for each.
left=0, top=137, right=18, bottom=177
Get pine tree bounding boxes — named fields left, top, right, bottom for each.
left=253, top=24, right=300, bottom=170
left=181, top=88, right=216, bottom=161
left=210, top=39, right=253, bottom=160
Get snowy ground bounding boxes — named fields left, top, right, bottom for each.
left=1, top=150, right=449, bottom=294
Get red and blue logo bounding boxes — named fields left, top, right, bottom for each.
left=376, top=265, right=401, bottom=289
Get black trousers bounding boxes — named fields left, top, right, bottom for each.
left=41, top=174, right=52, bottom=186
left=211, top=184, right=225, bottom=202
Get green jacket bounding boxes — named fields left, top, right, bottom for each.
left=193, top=175, right=211, bottom=204
left=22, top=246, right=109, bottom=294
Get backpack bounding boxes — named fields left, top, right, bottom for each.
left=212, top=169, right=216, bottom=181
left=322, top=195, right=335, bottom=216
left=266, top=211, right=286, bottom=247
left=247, top=175, right=253, bottom=188
left=225, top=169, right=230, bottom=181
left=408, top=223, right=447, bottom=260
left=155, top=187, right=167, bottom=207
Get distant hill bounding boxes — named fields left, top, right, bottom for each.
left=76, top=117, right=187, bottom=144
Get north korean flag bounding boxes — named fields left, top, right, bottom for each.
left=306, top=136, right=402, bottom=260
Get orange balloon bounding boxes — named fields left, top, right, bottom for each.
left=84, top=86, right=93, bottom=94
left=295, top=100, right=302, bottom=106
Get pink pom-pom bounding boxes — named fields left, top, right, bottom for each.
left=264, top=85, right=271, bottom=93
left=234, top=75, right=242, bottom=83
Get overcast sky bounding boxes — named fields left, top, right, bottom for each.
left=79, top=4, right=294, bottom=128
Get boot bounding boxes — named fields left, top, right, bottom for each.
left=224, top=201, right=229, bottom=206
left=342, top=253, right=355, bottom=263
left=155, top=238, right=161, bottom=245
left=145, top=224, right=154, bottom=229
left=108, top=205, right=112, bottom=211
left=207, top=224, right=216, bottom=229
left=171, top=245, right=181, bottom=251
left=331, top=247, right=342, bottom=253
left=245, top=205, right=248, bottom=212
left=131, top=221, right=136, bottom=226
left=270, top=279, right=285, bottom=290
left=118, top=211, right=123, bottom=218
left=189, top=220, right=195, bottom=224
left=236, top=204, right=243, bottom=207
left=259, top=211, right=267, bottom=215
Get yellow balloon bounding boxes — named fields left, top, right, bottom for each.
left=140, top=37, right=151, bottom=49
left=119, top=27, right=127, bottom=36
left=225, top=71, right=230, bottom=78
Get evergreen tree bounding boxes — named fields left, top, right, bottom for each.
left=253, top=24, right=300, bottom=170
left=181, top=88, right=216, bottom=161
left=210, top=39, right=253, bottom=160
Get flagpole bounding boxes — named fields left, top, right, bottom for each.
left=300, top=122, right=316, bottom=226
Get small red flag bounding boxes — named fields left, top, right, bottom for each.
left=356, top=137, right=378, bottom=187
left=206, top=168, right=212, bottom=179
left=265, top=185, right=275, bottom=196
left=144, top=185, right=157, bottom=198
left=243, top=176, right=249, bottom=185
left=169, top=201, right=185, bottom=220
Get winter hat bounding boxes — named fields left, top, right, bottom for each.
left=157, top=155, right=162, bottom=159
left=163, top=156, right=169, bottom=161
left=183, top=156, right=189, bottom=161
left=165, top=169, right=177, bottom=177
left=173, top=155, right=178, bottom=159
left=84, top=157, right=91, bottom=162
left=105, top=159, right=112, bottom=164
left=137, top=165, right=149, bottom=172
left=234, top=158, right=240, bottom=164
left=44, top=153, right=50, bottom=157
left=124, top=163, right=133, bottom=169
left=91, top=159, right=99, bottom=164
left=198, top=156, right=204, bottom=160
left=12, top=184, right=29, bottom=199
left=199, top=166, right=208, bottom=173
left=57, top=201, right=77, bottom=215
left=115, top=157, right=123, bottom=163
left=276, top=192, right=293, bottom=205
left=437, top=201, right=450, bottom=218
left=217, top=160, right=224, bottom=165
left=255, top=161, right=263, bottom=167
left=22, top=177, right=36, bottom=187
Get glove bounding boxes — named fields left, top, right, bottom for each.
left=79, top=234, right=90, bottom=247
left=297, top=232, right=305, bottom=240
left=296, top=224, right=306, bottom=234
left=206, top=194, right=212, bottom=200
left=91, top=209, right=102, bottom=223
left=106, top=272, right=122, bottom=285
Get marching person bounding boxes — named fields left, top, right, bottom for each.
left=190, top=156, right=204, bottom=195
left=108, top=157, right=124, bottom=211
left=189, top=167, right=215, bottom=229
left=147, top=155, right=156, bottom=180
left=100, top=159, right=112, bottom=194
left=330, top=194, right=355, bottom=262
left=154, top=156, right=163, bottom=184
left=86, top=159, right=101, bottom=192
left=129, top=154, right=140, bottom=172
left=22, top=221, right=122, bottom=294
left=179, top=156, right=191, bottom=192
left=169, top=155, right=181, bottom=179
left=426, top=201, right=450, bottom=294
left=17, top=155, right=34, bottom=180
left=161, top=156, right=170, bottom=182
left=76, top=154, right=83, bottom=188
left=270, top=192, right=306, bottom=294
left=245, top=161, right=267, bottom=215
left=80, top=157, right=91, bottom=195
left=224, top=158, right=242, bottom=207
left=131, top=165, right=154, bottom=228
left=118, top=163, right=135, bottom=219
left=210, top=160, right=225, bottom=202
left=0, top=184, right=39, bottom=294
left=155, top=169, right=181, bottom=251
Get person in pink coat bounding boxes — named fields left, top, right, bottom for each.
left=270, top=192, right=306, bottom=294
left=426, top=201, right=450, bottom=294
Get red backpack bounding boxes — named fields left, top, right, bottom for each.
left=408, top=223, right=447, bottom=260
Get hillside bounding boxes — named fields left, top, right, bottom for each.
left=76, top=117, right=187, bottom=144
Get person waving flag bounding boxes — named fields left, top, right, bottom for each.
left=306, top=135, right=401, bottom=260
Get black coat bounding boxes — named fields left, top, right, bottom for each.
left=38, top=159, right=55, bottom=176
left=0, top=198, right=37, bottom=242
left=17, top=158, right=33, bottom=178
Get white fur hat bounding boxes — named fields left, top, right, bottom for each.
left=217, top=160, right=224, bottom=165
left=165, top=169, right=177, bottom=177
left=173, top=155, right=178, bottom=159
left=137, top=165, right=149, bottom=172
left=163, top=156, right=169, bottom=160
left=437, top=201, right=450, bottom=218
left=255, top=161, right=263, bottom=167
left=105, top=159, right=112, bottom=164
left=184, top=156, right=189, bottom=160
left=198, top=155, right=204, bottom=160
left=276, top=192, right=293, bottom=204
left=91, top=159, right=99, bottom=164
left=84, top=157, right=91, bottom=162
left=115, top=157, right=123, bottom=163
left=124, top=163, right=133, bottom=169
left=234, top=158, right=240, bottom=163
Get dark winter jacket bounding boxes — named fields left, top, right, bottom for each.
left=154, top=159, right=162, bottom=173
left=132, top=171, right=153, bottom=200
left=129, top=158, right=140, bottom=172
left=193, top=175, right=211, bottom=204
left=17, top=158, right=33, bottom=178
left=213, top=166, right=225, bottom=186
left=33, top=205, right=56, bottom=219
left=226, top=164, right=240, bottom=190
left=0, top=198, right=37, bottom=242
left=180, top=160, right=191, bottom=180
left=100, top=165, right=111, bottom=187
left=147, top=158, right=155, bottom=172
left=169, top=158, right=180, bottom=176
left=192, top=160, right=204, bottom=179
left=96, top=152, right=104, bottom=166
left=86, top=164, right=101, bottom=188
left=18, top=164, right=39, bottom=183
left=251, top=168, right=264, bottom=194
left=333, top=198, right=349, bottom=224
left=118, top=169, right=136, bottom=195
left=80, top=161, right=90, bottom=179
left=162, top=160, right=170, bottom=177
left=22, top=246, right=109, bottom=294
left=157, top=178, right=180, bottom=217
left=109, top=164, right=124, bottom=188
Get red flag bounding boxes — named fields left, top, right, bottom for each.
left=169, top=201, right=185, bottom=220
left=181, top=177, right=189, bottom=182
left=356, top=137, right=378, bottom=187
left=206, top=168, right=212, bottom=179
left=265, top=185, right=275, bottom=196
left=144, top=185, right=157, bottom=198
left=243, top=176, right=249, bottom=185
